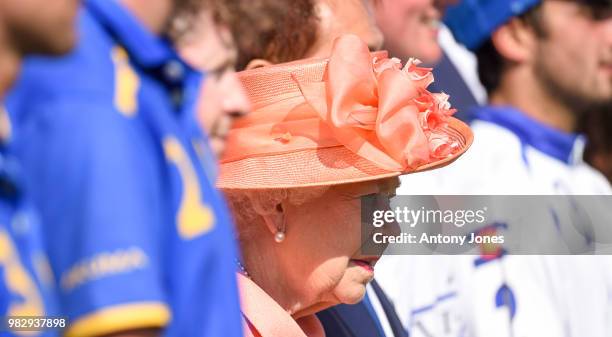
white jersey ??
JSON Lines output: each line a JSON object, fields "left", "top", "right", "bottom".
{"left": 376, "top": 106, "right": 612, "bottom": 337}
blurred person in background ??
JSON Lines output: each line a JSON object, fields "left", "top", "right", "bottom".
{"left": 171, "top": 0, "right": 258, "bottom": 158}
{"left": 220, "top": 34, "right": 471, "bottom": 337}
{"left": 0, "top": 0, "right": 79, "bottom": 335}
{"left": 378, "top": 1, "right": 612, "bottom": 337}
{"left": 370, "top": 0, "right": 482, "bottom": 119}
{"left": 5, "top": 0, "right": 249, "bottom": 336}
{"left": 371, "top": 0, "right": 453, "bottom": 63}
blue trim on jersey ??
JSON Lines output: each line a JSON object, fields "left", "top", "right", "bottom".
{"left": 410, "top": 291, "right": 458, "bottom": 316}
{"left": 471, "top": 106, "right": 581, "bottom": 165}
{"left": 520, "top": 142, "right": 530, "bottom": 170}
{"left": 495, "top": 284, "right": 517, "bottom": 321}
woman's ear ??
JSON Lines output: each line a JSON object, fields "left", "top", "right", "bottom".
{"left": 261, "top": 203, "right": 286, "bottom": 238}
{"left": 245, "top": 59, "right": 273, "bottom": 70}
{"left": 491, "top": 17, "right": 537, "bottom": 64}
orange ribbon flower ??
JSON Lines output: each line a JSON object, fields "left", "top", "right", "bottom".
{"left": 296, "top": 35, "right": 460, "bottom": 171}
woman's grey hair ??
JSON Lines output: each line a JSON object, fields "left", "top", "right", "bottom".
{"left": 224, "top": 187, "right": 329, "bottom": 238}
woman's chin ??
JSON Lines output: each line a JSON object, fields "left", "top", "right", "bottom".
{"left": 332, "top": 267, "right": 372, "bottom": 304}
{"left": 335, "top": 284, "right": 367, "bottom": 305}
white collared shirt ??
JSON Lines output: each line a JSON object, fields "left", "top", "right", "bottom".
{"left": 377, "top": 106, "right": 612, "bottom": 337}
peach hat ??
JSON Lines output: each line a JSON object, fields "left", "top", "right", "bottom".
{"left": 218, "top": 34, "right": 473, "bottom": 190}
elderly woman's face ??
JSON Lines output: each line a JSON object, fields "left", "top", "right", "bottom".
{"left": 278, "top": 177, "right": 399, "bottom": 316}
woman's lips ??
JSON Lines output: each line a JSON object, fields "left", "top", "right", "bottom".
{"left": 351, "top": 259, "right": 375, "bottom": 273}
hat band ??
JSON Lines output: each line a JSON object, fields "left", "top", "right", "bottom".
{"left": 220, "top": 92, "right": 466, "bottom": 172}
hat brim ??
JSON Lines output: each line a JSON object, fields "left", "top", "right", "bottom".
{"left": 218, "top": 117, "right": 473, "bottom": 190}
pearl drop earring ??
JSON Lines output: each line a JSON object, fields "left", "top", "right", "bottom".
{"left": 274, "top": 230, "right": 285, "bottom": 243}
{"left": 274, "top": 203, "right": 286, "bottom": 243}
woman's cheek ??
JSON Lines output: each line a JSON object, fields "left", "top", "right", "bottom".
{"left": 306, "top": 257, "right": 349, "bottom": 294}
{"left": 332, "top": 199, "right": 362, "bottom": 232}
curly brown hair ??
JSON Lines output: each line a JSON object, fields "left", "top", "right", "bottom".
{"left": 229, "top": 0, "right": 319, "bottom": 70}
{"left": 170, "top": 0, "right": 319, "bottom": 71}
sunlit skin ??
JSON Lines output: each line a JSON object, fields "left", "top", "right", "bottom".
{"left": 305, "top": 0, "right": 384, "bottom": 59}
{"left": 178, "top": 11, "right": 250, "bottom": 157}
{"left": 490, "top": 1, "right": 612, "bottom": 132}
{"left": 532, "top": 1, "right": 612, "bottom": 109}
{"left": 372, "top": 0, "right": 444, "bottom": 64}
{"left": 239, "top": 177, "right": 400, "bottom": 319}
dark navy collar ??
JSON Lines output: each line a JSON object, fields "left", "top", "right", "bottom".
{"left": 86, "top": 0, "right": 175, "bottom": 69}
{"left": 471, "top": 105, "right": 584, "bottom": 165}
